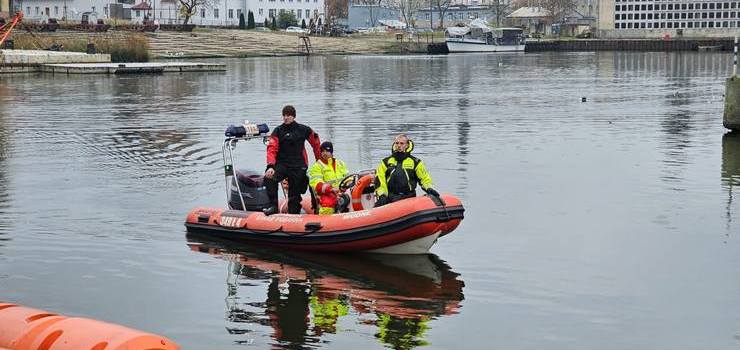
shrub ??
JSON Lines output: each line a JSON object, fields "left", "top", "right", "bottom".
{"left": 247, "top": 11, "right": 255, "bottom": 29}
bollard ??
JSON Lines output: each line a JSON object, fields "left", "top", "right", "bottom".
{"left": 724, "top": 76, "right": 740, "bottom": 131}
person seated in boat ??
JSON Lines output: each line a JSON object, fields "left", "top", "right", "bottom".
{"left": 374, "top": 134, "right": 439, "bottom": 207}
{"left": 263, "top": 105, "right": 322, "bottom": 215}
{"left": 308, "top": 141, "right": 350, "bottom": 215}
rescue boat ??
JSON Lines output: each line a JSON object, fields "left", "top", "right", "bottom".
{"left": 184, "top": 123, "right": 465, "bottom": 254}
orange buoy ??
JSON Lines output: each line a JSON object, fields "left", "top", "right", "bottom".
{"left": 350, "top": 174, "right": 375, "bottom": 211}
{"left": 0, "top": 303, "right": 180, "bottom": 350}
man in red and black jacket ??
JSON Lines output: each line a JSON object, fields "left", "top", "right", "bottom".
{"left": 263, "top": 105, "right": 322, "bottom": 215}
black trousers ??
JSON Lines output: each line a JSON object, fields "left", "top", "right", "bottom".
{"left": 264, "top": 163, "right": 309, "bottom": 214}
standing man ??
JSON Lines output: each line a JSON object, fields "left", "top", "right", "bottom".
{"left": 263, "top": 105, "right": 321, "bottom": 215}
{"left": 374, "top": 134, "right": 439, "bottom": 206}
{"left": 309, "top": 141, "right": 349, "bottom": 215}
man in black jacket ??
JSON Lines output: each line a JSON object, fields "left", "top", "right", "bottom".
{"left": 263, "top": 105, "right": 322, "bottom": 215}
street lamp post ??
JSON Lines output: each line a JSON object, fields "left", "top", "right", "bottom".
{"left": 429, "top": 0, "right": 432, "bottom": 30}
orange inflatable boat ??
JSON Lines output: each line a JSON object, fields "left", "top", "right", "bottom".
{"left": 184, "top": 123, "right": 465, "bottom": 254}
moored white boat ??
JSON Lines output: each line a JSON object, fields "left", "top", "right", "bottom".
{"left": 445, "top": 19, "right": 525, "bottom": 53}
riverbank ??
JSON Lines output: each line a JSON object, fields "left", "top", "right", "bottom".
{"left": 146, "top": 28, "right": 431, "bottom": 58}
{"left": 8, "top": 31, "right": 149, "bottom": 62}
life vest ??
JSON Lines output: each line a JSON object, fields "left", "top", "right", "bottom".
{"left": 308, "top": 158, "right": 348, "bottom": 214}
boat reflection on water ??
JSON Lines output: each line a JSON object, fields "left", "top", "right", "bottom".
{"left": 186, "top": 233, "right": 465, "bottom": 349}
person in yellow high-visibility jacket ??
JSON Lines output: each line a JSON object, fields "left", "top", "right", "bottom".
{"left": 308, "top": 141, "right": 349, "bottom": 215}
{"left": 374, "top": 134, "right": 438, "bottom": 207}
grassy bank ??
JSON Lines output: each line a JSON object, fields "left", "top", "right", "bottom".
{"left": 9, "top": 32, "right": 150, "bottom": 62}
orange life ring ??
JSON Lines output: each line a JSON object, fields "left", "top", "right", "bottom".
{"left": 351, "top": 174, "right": 375, "bottom": 211}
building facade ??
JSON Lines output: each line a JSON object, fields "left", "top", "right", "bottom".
{"left": 416, "top": 5, "right": 498, "bottom": 29}
{"left": 11, "top": 0, "right": 324, "bottom": 26}
{"left": 598, "top": 0, "right": 740, "bottom": 38}
{"left": 347, "top": 2, "right": 399, "bottom": 29}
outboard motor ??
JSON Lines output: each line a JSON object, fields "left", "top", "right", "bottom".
{"left": 228, "top": 169, "right": 271, "bottom": 211}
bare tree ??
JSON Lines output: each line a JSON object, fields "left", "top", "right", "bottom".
{"left": 325, "top": 0, "right": 349, "bottom": 27}
{"left": 491, "top": 0, "right": 512, "bottom": 27}
{"left": 178, "top": 0, "right": 215, "bottom": 25}
{"left": 357, "top": 0, "right": 383, "bottom": 28}
{"left": 387, "top": 0, "right": 424, "bottom": 29}
{"left": 432, "top": 0, "right": 451, "bottom": 29}
{"left": 541, "top": 0, "right": 576, "bottom": 24}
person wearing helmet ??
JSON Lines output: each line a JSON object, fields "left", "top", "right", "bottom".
{"left": 374, "top": 134, "right": 438, "bottom": 207}
{"left": 263, "top": 105, "right": 322, "bottom": 215}
{"left": 308, "top": 141, "right": 349, "bottom": 215}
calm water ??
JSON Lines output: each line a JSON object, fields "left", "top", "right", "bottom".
{"left": 1, "top": 51, "right": 740, "bottom": 349}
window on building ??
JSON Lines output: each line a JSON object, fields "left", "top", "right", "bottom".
{"left": 34, "top": 6, "right": 38, "bottom": 15}
{"left": 314, "top": 9, "right": 318, "bottom": 17}
{"left": 269, "top": 9, "right": 275, "bottom": 18}
{"left": 229, "top": 9, "right": 233, "bottom": 18}
{"left": 136, "top": 10, "right": 140, "bottom": 17}
{"left": 214, "top": 8, "right": 219, "bottom": 18}
{"left": 615, "top": 23, "right": 619, "bottom": 29}
{"left": 710, "top": 3, "right": 715, "bottom": 9}
{"left": 201, "top": 8, "right": 205, "bottom": 17}
{"left": 259, "top": 9, "right": 263, "bottom": 15}
{"left": 92, "top": 6, "right": 95, "bottom": 12}
{"left": 641, "top": 4, "right": 646, "bottom": 10}
{"left": 688, "top": 22, "right": 694, "bottom": 28}
{"left": 237, "top": 9, "right": 242, "bottom": 17}
{"left": 628, "top": 13, "right": 633, "bottom": 19}
{"left": 298, "top": 9, "right": 302, "bottom": 18}
{"left": 306, "top": 9, "right": 310, "bottom": 17}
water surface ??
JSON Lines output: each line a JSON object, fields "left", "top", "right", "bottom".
{"left": 1, "top": 51, "right": 739, "bottom": 349}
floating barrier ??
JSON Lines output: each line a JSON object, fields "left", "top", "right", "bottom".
{"left": 0, "top": 303, "right": 180, "bottom": 350}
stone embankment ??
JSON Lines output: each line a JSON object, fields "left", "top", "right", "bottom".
{"left": 145, "top": 29, "right": 430, "bottom": 58}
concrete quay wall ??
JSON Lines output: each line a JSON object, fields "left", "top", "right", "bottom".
{"left": 525, "top": 38, "right": 734, "bottom": 52}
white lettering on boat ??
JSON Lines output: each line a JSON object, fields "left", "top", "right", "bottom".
{"left": 220, "top": 216, "right": 244, "bottom": 228}
{"left": 340, "top": 211, "right": 371, "bottom": 220}
{"left": 255, "top": 215, "right": 303, "bottom": 223}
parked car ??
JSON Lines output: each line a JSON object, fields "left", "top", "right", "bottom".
{"left": 286, "top": 26, "right": 308, "bottom": 33}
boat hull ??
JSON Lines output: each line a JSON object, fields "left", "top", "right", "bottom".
{"left": 446, "top": 40, "right": 525, "bottom": 52}
{"left": 185, "top": 195, "right": 464, "bottom": 254}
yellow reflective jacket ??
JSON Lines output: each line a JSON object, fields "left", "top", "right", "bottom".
{"left": 375, "top": 155, "right": 433, "bottom": 197}
{"left": 309, "top": 158, "right": 349, "bottom": 195}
